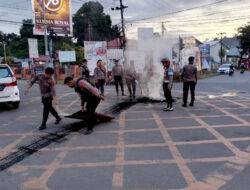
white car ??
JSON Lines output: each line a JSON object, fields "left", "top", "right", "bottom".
{"left": 0, "top": 64, "right": 20, "bottom": 108}
{"left": 217, "top": 64, "right": 232, "bottom": 74}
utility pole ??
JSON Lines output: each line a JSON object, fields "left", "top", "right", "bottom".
{"left": 161, "top": 22, "right": 166, "bottom": 36}
{"left": 111, "top": 0, "right": 128, "bottom": 50}
{"left": 217, "top": 32, "right": 226, "bottom": 65}
{"left": 42, "top": 0, "right": 49, "bottom": 58}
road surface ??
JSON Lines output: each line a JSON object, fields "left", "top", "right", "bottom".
{"left": 0, "top": 72, "right": 250, "bottom": 190}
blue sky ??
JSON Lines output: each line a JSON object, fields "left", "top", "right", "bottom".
{"left": 0, "top": 0, "right": 249, "bottom": 41}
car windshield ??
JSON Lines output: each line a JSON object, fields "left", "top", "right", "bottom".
{"left": 220, "top": 65, "right": 230, "bottom": 68}
{"left": 0, "top": 67, "right": 12, "bottom": 78}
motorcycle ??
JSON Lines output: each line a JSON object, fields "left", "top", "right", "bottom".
{"left": 229, "top": 68, "right": 234, "bottom": 76}
{"left": 240, "top": 68, "right": 245, "bottom": 74}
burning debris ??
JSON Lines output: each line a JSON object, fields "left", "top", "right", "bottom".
{"left": 105, "top": 97, "right": 165, "bottom": 115}
{"left": 0, "top": 96, "right": 172, "bottom": 172}
{"left": 65, "top": 110, "right": 114, "bottom": 122}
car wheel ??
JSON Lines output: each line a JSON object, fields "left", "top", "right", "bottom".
{"left": 12, "top": 102, "right": 20, "bottom": 109}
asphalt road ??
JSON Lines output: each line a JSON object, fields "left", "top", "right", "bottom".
{"left": 0, "top": 71, "right": 250, "bottom": 190}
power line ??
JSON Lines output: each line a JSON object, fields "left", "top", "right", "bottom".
{"left": 128, "top": 13, "right": 250, "bottom": 25}
{"left": 126, "top": 0, "right": 230, "bottom": 23}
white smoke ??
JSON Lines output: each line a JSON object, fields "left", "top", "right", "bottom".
{"left": 125, "top": 29, "right": 178, "bottom": 99}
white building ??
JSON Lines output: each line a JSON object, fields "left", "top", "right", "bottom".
{"left": 205, "top": 41, "right": 229, "bottom": 64}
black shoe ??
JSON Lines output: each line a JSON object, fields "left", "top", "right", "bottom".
{"left": 182, "top": 104, "right": 187, "bottom": 107}
{"left": 39, "top": 124, "right": 47, "bottom": 130}
{"left": 55, "top": 117, "right": 62, "bottom": 125}
{"left": 189, "top": 103, "right": 194, "bottom": 107}
{"left": 84, "top": 129, "right": 93, "bottom": 135}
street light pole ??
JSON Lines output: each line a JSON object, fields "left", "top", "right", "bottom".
{"left": 43, "top": 0, "right": 49, "bottom": 57}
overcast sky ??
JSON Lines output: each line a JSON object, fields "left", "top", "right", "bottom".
{"left": 0, "top": 0, "right": 249, "bottom": 41}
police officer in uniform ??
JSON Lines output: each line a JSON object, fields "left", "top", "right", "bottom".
{"left": 64, "top": 76, "right": 104, "bottom": 135}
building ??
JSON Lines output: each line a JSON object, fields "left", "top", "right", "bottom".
{"left": 204, "top": 40, "right": 229, "bottom": 64}
{"left": 222, "top": 37, "right": 241, "bottom": 63}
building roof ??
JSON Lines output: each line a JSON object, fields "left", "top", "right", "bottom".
{"left": 205, "top": 40, "right": 230, "bottom": 49}
{"left": 227, "top": 47, "right": 240, "bottom": 57}
{"left": 205, "top": 40, "right": 220, "bottom": 47}
{"left": 222, "top": 37, "right": 240, "bottom": 49}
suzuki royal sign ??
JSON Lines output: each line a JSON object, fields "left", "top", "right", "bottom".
{"left": 32, "top": 0, "right": 72, "bottom": 36}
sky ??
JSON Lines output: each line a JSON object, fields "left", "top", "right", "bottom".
{"left": 0, "top": 0, "right": 249, "bottom": 42}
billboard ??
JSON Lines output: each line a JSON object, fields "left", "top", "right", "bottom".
{"left": 28, "top": 38, "right": 39, "bottom": 58}
{"left": 84, "top": 41, "right": 107, "bottom": 75}
{"left": 107, "top": 49, "right": 123, "bottom": 60}
{"left": 32, "top": 0, "right": 72, "bottom": 36}
{"left": 58, "top": 51, "right": 76, "bottom": 63}
{"left": 199, "top": 44, "right": 211, "bottom": 70}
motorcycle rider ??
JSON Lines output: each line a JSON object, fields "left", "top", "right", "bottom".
{"left": 240, "top": 63, "right": 246, "bottom": 74}
{"left": 229, "top": 64, "right": 234, "bottom": 76}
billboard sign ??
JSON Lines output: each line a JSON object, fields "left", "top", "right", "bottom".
{"left": 84, "top": 41, "right": 107, "bottom": 75}
{"left": 32, "top": 0, "right": 72, "bottom": 36}
{"left": 107, "top": 49, "right": 123, "bottom": 60}
{"left": 28, "top": 38, "right": 39, "bottom": 58}
{"left": 199, "top": 44, "right": 211, "bottom": 70}
{"left": 58, "top": 51, "right": 76, "bottom": 63}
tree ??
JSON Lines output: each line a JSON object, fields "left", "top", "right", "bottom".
{"left": 73, "top": 1, "right": 120, "bottom": 46}
{"left": 219, "top": 47, "right": 226, "bottom": 62}
{"left": 2, "top": 57, "right": 14, "bottom": 65}
{"left": 20, "top": 19, "right": 34, "bottom": 38}
{"left": 75, "top": 46, "right": 85, "bottom": 65}
{"left": 238, "top": 24, "right": 250, "bottom": 64}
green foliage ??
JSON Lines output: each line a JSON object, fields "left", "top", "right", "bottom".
{"left": 20, "top": 19, "right": 34, "bottom": 38}
{"left": 73, "top": 1, "right": 120, "bottom": 46}
{"left": 75, "top": 46, "right": 85, "bottom": 65}
{"left": 219, "top": 47, "right": 226, "bottom": 59}
{"left": 238, "top": 24, "right": 250, "bottom": 56}
{"left": 2, "top": 57, "right": 14, "bottom": 65}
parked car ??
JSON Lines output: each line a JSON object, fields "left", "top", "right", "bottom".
{"left": 0, "top": 64, "right": 20, "bottom": 108}
{"left": 217, "top": 64, "right": 232, "bottom": 74}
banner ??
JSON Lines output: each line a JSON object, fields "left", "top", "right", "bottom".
{"left": 28, "top": 38, "right": 39, "bottom": 58}
{"left": 199, "top": 44, "right": 211, "bottom": 70}
{"left": 84, "top": 41, "right": 107, "bottom": 75}
{"left": 107, "top": 49, "right": 123, "bottom": 60}
{"left": 58, "top": 51, "right": 76, "bottom": 63}
{"left": 32, "top": 0, "right": 72, "bottom": 36}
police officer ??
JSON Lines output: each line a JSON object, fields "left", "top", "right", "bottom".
{"left": 25, "top": 67, "right": 61, "bottom": 130}
{"left": 161, "top": 58, "right": 174, "bottom": 111}
{"left": 80, "top": 59, "right": 90, "bottom": 80}
{"left": 181, "top": 56, "right": 198, "bottom": 107}
{"left": 64, "top": 76, "right": 104, "bottom": 135}
{"left": 112, "top": 59, "right": 125, "bottom": 96}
